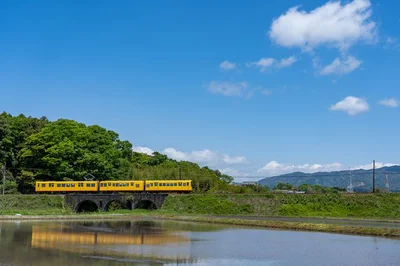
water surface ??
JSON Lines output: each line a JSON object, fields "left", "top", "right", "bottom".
{"left": 0, "top": 219, "right": 399, "bottom": 265}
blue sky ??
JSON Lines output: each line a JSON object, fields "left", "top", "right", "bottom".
{"left": 1, "top": 0, "right": 399, "bottom": 180}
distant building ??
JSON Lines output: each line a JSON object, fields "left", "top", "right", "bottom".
{"left": 232, "top": 181, "right": 260, "bottom": 187}
{"left": 274, "top": 190, "right": 305, "bottom": 194}
{"left": 241, "top": 181, "right": 259, "bottom": 185}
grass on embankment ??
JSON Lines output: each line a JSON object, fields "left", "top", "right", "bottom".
{"left": 162, "top": 193, "right": 400, "bottom": 219}
{"left": 0, "top": 195, "right": 72, "bottom": 215}
{"left": 155, "top": 215, "right": 400, "bottom": 238}
{"left": 1, "top": 193, "right": 400, "bottom": 220}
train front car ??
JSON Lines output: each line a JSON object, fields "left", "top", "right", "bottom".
{"left": 144, "top": 180, "right": 192, "bottom": 193}
{"left": 35, "top": 181, "right": 99, "bottom": 193}
{"left": 99, "top": 180, "right": 145, "bottom": 193}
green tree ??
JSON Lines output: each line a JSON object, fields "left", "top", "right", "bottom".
{"left": 275, "top": 182, "right": 294, "bottom": 190}
{"left": 220, "top": 174, "right": 233, "bottom": 184}
{"left": 19, "top": 119, "right": 132, "bottom": 182}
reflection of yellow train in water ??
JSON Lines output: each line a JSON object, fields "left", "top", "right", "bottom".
{"left": 31, "top": 226, "right": 189, "bottom": 247}
{"left": 30, "top": 225, "right": 193, "bottom": 262}
{"left": 35, "top": 180, "right": 192, "bottom": 193}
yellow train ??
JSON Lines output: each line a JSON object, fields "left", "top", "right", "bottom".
{"left": 35, "top": 180, "right": 192, "bottom": 193}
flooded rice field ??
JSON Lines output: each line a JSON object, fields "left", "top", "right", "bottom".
{"left": 0, "top": 219, "right": 399, "bottom": 265}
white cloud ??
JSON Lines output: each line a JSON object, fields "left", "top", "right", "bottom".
{"left": 269, "top": 0, "right": 376, "bottom": 51}
{"left": 220, "top": 168, "right": 250, "bottom": 177}
{"left": 248, "top": 56, "right": 297, "bottom": 72}
{"left": 257, "top": 160, "right": 344, "bottom": 176}
{"left": 257, "top": 160, "right": 398, "bottom": 177}
{"left": 384, "top": 36, "right": 400, "bottom": 49}
{"left": 261, "top": 89, "right": 272, "bottom": 96}
{"left": 379, "top": 98, "right": 399, "bottom": 108}
{"left": 207, "top": 81, "right": 248, "bottom": 97}
{"left": 277, "top": 56, "right": 297, "bottom": 68}
{"left": 132, "top": 145, "right": 154, "bottom": 156}
{"left": 207, "top": 82, "right": 273, "bottom": 98}
{"left": 222, "top": 155, "right": 248, "bottom": 165}
{"left": 320, "top": 56, "right": 362, "bottom": 75}
{"left": 162, "top": 148, "right": 248, "bottom": 166}
{"left": 386, "top": 37, "right": 397, "bottom": 45}
{"left": 352, "top": 162, "right": 397, "bottom": 170}
{"left": 249, "top": 57, "right": 276, "bottom": 72}
{"left": 219, "top": 60, "right": 237, "bottom": 70}
{"left": 330, "top": 96, "right": 369, "bottom": 115}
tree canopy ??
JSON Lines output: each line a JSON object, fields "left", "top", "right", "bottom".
{"left": 0, "top": 112, "right": 236, "bottom": 194}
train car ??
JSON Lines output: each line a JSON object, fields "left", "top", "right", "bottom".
{"left": 99, "top": 180, "right": 144, "bottom": 192}
{"left": 35, "top": 181, "right": 99, "bottom": 193}
{"left": 144, "top": 180, "right": 192, "bottom": 193}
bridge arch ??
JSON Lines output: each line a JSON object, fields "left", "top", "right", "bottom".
{"left": 133, "top": 199, "right": 157, "bottom": 210}
{"left": 64, "top": 193, "right": 168, "bottom": 212}
{"left": 76, "top": 200, "right": 99, "bottom": 213}
{"left": 105, "top": 199, "right": 126, "bottom": 211}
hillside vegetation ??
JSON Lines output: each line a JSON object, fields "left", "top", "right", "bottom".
{"left": 0, "top": 195, "right": 69, "bottom": 215}
{"left": 163, "top": 193, "right": 400, "bottom": 219}
{"left": 0, "top": 112, "right": 234, "bottom": 193}
{"left": 2, "top": 193, "right": 399, "bottom": 219}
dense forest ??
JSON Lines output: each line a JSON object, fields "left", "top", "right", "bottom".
{"left": 0, "top": 112, "right": 241, "bottom": 194}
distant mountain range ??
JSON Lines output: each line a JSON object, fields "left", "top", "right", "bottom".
{"left": 258, "top": 165, "right": 400, "bottom": 192}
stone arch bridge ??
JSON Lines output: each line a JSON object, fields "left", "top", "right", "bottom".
{"left": 64, "top": 193, "right": 168, "bottom": 212}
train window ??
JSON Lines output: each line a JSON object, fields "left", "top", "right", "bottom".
{"left": 91, "top": 184, "right": 95, "bottom": 187}
{"left": 179, "top": 182, "right": 182, "bottom": 186}
{"left": 41, "top": 184, "right": 45, "bottom": 187}
{"left": 131, "top": 182, "right": 134, "bottom": 186}
{"left": 183, "top": 183, "right": 187, "bottom": 186}
{"left": 108, "top": 183, "right": 111, "bottom": 186}
{"left": 86, "top": 184, "right": 90, "bottom": 187}
{"left": 112, "top": 183, "right": 116, "bottom": 187}
{"left": 62, "top": 184, "right": 65, "bottom": 187}
{"left": 155, "top": 183, "right": 158, "bottom": 186}
{"left": 71, "top": 184, "right": 75, "bottom": 187}
{"left": 174, "top": 183, "right": 177, "bottom": 186}
{"left": 57, "top": 184, "right": 61, "bottom": 187}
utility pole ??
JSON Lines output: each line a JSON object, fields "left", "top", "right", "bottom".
{"left": 372, "top": 160, "right": 376, "bottom": 193}
{"left": 2, "top": 162, "right": 5, "bottom": 196}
